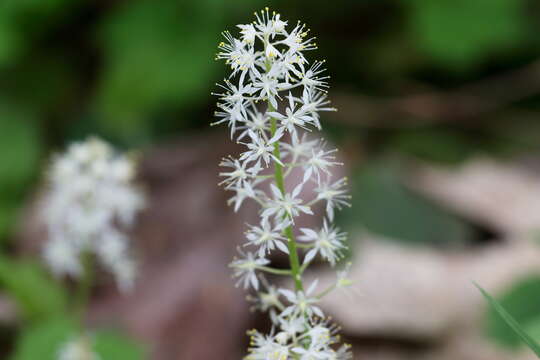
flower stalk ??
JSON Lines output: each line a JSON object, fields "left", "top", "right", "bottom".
{"left": 215, "top": 8, "right": 354, "bottom": 359}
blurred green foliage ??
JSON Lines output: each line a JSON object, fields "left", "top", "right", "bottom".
{"left": 479, "top": 284, "right": 540, "bottom": 357}
{"left": 340, "top": 161, "right": 472, "bottom": 247}
{"left": 95, "top": 0, "right": 257, "bottom": 140}
{"left": 10, "top": 316, "right": 144, "bottom": 360}
{"left": 408, "top": 0, "right": 529, "bottom": 70}
{"left": 486, "top": 276, "right": 540, "bottom": 350}
{"left": 0, "top": 257, "right": 67, "bottom": 321}
{"left": 0, "top": 115, "right": 42, "bottom": 239}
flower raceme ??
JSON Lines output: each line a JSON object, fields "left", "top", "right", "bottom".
{"left": 42, "top": 137, "right": 144, "bottom": 293}
{"left": 214, "top": 8, "right": 353, "bottom": 359}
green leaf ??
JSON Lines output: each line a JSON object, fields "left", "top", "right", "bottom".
{"left": 96, "top": 0, "right": 228, "bottom": 141}
{"left": 408, "top": 0, "right": 527, "bottom": 69}
{"left": 0, "top": 257, "right": 68, "bottom": 321}
{"left": 0, "top": 106, "right": 42, "bottom": 239}
{"left": 483, "top": 276, "right": 540, "bottom": 349}
{"left": 341, "top": 162, "right": 472, "bottom": 247}
{"left": 477, "top": 283, "right": 540, "bottom": 357}
{"left": 11, "top": 317, "right": 145, "bottom": 360}
{"left": 0, "top": 110, "right": 42, "bottom": 193}
{"left": 94, "top": 330, "right": 145, "bottom": 359}
{"left": 10, "top": 316, "right": 77, "bottom": 360}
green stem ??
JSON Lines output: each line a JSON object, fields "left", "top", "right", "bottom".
{"left": 74, "top": 251, "right": 94, "bottom": 327}
{"left": 264, "top": 42, "right": 304, "bottom": 293}
{"left": 316, "top": 283, "right": 337, "bottom": 299}
{"left": 269, "top": 109, "right": 304, "bottom": 292}
{"left": 257, "top": 266, "right": 293, "bottom": 276}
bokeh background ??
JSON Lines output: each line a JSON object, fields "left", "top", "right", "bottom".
{"left": 3, "top": 0, "right": 540, "bottom": 359}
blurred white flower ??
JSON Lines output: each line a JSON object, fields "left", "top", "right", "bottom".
{"left": 58, "top": 335, "right": 99, "bottom": 360}
{"left": 314, "top": 177, "right": 351, "bottom": 221}
{"left": 42, "top": 137, "right": 144, "bottom": 293}
{"left": 229, "top": 249, "right": 269, "bottom": 290}
{"left": 279, "top": 280, "right": 324, "bottom": 319}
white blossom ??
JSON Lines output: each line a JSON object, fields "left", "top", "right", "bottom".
{"left": 303, "top": 145, "right": 341, "bottom": 184}
{"left": 227, "top": 180, "right": 258, "bottom": 212}
{"left": 299, "top": 221, "right": 347, "bottom": 266}
{"left": 229, "top": 249, "right": 269, "bottom": 290}
{"left": 267, "top": 92, "right": 314, "bottom": 135}
{"left": 42, "top": 137, "right": 144, "bottom": 293}
{"left": 262, "top": 183, "right": 313, "bottom": 221}
{"left": 314, "top": 177, "right": 351, "bottom": 221}
{"left": 245, "top": 217, "right": 290, "bottom": 256}
{"left": 247, "top": 275, "right": 283, "bottom": 314}
{"left": 58, "top": 335, "right": 99, "bottom": 360}
{"left": 281, "top": 132, "right": 319, "bottom": 163}
{"left": 279, "top": 280, "right": 324, "bottom": 319}
{"left": 240, "top": 129, "right": 284, "bottom": 167}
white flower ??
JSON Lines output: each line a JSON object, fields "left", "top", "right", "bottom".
{"left": 303, "top": 145, "right": 341, "bottom": 184}
{"left": 278, "top": 315, "right": 306, "bottom": 338}
{"left": 219, "top": 156, "right": 257, "bottom": 189}
{"left": 293, "top": 345, "right": 333, "bottom": 360}
{"left": 218, "top": 79, "right": 256, "bottom": 103}
{"left": 229, "top": 249, "right": 269, "bottom": 290}
{"left": 267, "top": 92, "right": 314, "bottom": 135}
{"left": 212, "top": 102, "right": 247, "bottom": 138}
{"left": 58, "top": 335, "right": 99, "bottom": 360}
{"left": 279, "top": 280, "right": 324, "bottom": 319}
{"left": 246, "top": 330, "right": 290, "bottom": 360}
{"left": 300, "top": 61, "right": 329, "bottom": 94}
{"left": 300, "top": 89, "right": 336, "bottom": 129}
{"left": 314, "top": 177, "right": 351, "bottom": 221}
{"left": 332, "top": 344, "right": 353, "bottom": 360}
{"left": 240, "top": 129, "right": 284, "bottom": 167}
{"left": 227, "top": 180, "right": 258, "bottom": 212}
{"left": 236, "top": 106, "right": 270, "bottom": 141}
{"left": 281, "top": 132, "right": 319, "bottom": 163}
{"left": 247, "top": 276, "right": 283, "bottom": 313}
{"left": 245, "top": 217, "right": 290, "bottom": 257}
{"left": 108, "top": 254, "right": 137, "bottom": 293}
{"left": 252, "top": 73, "right": 282, "bottom": 108}
{"left": 262, "top": 183, "right": 313, "bottom": 221}
{"left": 42, "top": 137, "right": 144, "bottom": 293}
{"left": 237, "top": 23, "right": 258, "bottom": 44}
{"left": 299, "top": 221, "right": 347, "bottom": 266}
{"left": 216, "top": 31, "right": 246, "bottom": 66}
{"left": 254, "top": 8, "right": 287, "bottom": 38}
{"left": 43, "top": 239, "right": 82, "bottom": 277}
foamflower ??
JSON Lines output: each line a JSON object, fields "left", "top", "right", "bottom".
{"left": 42, "top": 137, "right": 144, "bottom": 293}
{"left": 215, "top": 8, "right": 353, "bottom": 359}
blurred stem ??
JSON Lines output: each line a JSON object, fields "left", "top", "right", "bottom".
{"left": 257, "top": 266, "right": 293, "bottom": 276}
{"left": 74, "top": 251, "right": 94, "bottom": 327}
{"left": 316, "top": 283, "right": 336, "bottom": 299}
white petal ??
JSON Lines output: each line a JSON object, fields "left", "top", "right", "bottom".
{"left": 303, "top": 248, "right": 317, "bottom": 265}
{"left": 307, "top": 278, "right": 319, "bottom": 295}
{"left": 276, "top": 241, "right": 290, "bottom": 254}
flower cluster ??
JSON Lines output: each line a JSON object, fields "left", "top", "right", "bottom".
{"left": 215, "top": 8, "right": 353, "bottom": 359}
{"left": 42, "top": 137, "right": 144, "bottom": 293}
